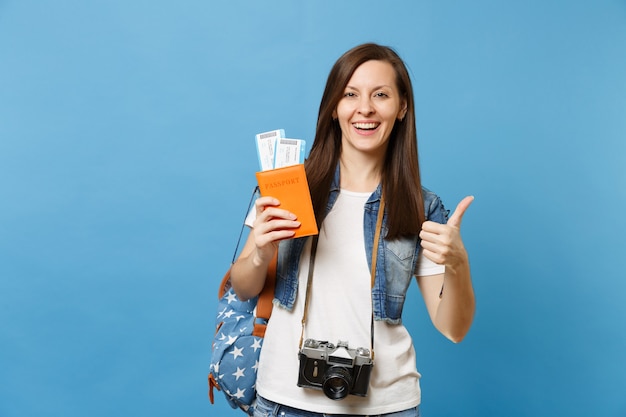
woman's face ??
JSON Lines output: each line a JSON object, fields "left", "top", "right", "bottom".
{"left": 334, "top": 60, "right": 407, "bottom": 159}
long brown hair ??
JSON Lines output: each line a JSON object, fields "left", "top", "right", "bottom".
{"left": 304, "top": 43, "right": 425, "bottom": 239}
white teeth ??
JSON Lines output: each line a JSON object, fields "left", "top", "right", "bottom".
{"left": 354, "top": 122, "right": 379, "bottom": 129}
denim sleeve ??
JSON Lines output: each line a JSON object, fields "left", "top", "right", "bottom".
{"left": 424, "top": 190, "right": 450, "bottom": 225}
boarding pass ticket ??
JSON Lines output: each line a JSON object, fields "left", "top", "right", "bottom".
{"left": 274, "top": 138, "right": 306, "bottom": 169}
{"left": 255, "top": 129, "right": 284, "bottom": 171}
{"left": 255, "top": 129, "right": 306, "bottom": 171}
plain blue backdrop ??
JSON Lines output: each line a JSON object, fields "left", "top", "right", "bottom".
{"left": 1, "top": 1, "right": 625, "bottom": 416}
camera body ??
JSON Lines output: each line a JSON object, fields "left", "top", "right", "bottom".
{"left": 297, "top": 339, "right": 373, "bottom": 400}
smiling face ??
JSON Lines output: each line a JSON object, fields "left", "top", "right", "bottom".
{"left": 333, "top": 60, "right": 407, "bottom": 160}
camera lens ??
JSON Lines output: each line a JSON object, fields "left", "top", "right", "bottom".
{"left": 322, "top": 366, "right": 352, "bottom": 400}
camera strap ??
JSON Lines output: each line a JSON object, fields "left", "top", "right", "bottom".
{"left": 298, "top": 194, "right": 386, "bottom": 360}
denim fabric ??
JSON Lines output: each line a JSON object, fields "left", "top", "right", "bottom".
{"left": 253, "top": 396, "right": 420, "bottom": 417}
{"left": 273, "top": 165, "right": 449, "bottom": 324}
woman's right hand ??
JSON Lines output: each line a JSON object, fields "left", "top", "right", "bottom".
{"left": 248, "top": 196, "right": 300, "bottom": 267}
{"left": 230, "top": 196, "right": 300, "bottom": 300}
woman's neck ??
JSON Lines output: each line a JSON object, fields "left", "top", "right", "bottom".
{"left": 339, "top": 155, "right": 383, "bottom": 192}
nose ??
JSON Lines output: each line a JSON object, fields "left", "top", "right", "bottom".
{"left": 358, "top": 96, "right": 374, "bottom": 115}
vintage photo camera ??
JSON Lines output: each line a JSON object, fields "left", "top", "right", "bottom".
{"left": 297, "top": 339, "right": 373, "bottom": 400}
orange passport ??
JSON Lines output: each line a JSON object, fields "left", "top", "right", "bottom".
{"left": 255, "top": 164, "right": 319, "bottom": 238}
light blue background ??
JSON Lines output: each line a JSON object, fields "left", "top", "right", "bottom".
{"left": 1, "top": 1, "right": 625, "bottom": 416}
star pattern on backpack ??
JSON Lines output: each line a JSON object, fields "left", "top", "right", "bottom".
{"left": 210, "top": 284, "right": 268, "bottom": 415}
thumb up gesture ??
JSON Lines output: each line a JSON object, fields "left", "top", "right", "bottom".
{"left": 419, "top": 196, "right": 474, "bottom": 269}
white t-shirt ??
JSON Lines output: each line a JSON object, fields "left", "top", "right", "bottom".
{"left": 251, "top": 190, "right": 444, "bottom": 414}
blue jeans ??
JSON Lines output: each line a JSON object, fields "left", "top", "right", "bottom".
{"left": 253, "top": 396, "right": 420, "bottom": 417}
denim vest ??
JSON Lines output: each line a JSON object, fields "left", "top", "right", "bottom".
{"left": 273, "top": 166, "right": 449, "bottom": 324}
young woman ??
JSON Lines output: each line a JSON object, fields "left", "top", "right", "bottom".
{"left": 231, "top": 43, "right": 475, "bottom": 417}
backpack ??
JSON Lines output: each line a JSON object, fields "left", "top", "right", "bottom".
{"left": 208, "top": 256, "right": 276, "bottom": 415}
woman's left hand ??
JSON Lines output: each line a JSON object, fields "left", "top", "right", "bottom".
{"left": 419, "top": 196, "right": 474, "bottom": 270}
